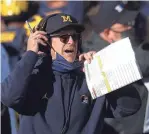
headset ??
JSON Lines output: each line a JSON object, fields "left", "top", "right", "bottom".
{"left": 33, "top": 14, "right": 58, "bottom": 54}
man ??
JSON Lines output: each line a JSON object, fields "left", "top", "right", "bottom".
{"left": 85, "top": 1, "right": 148, "bottom": 134}
{"left": 1, "top": 13, "right": 143, "bottom": 134}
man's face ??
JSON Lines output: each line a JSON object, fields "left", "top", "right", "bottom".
{"left": 110, "top": 23, "right": 132, "bottom": 33}
{"left": 100, "top": 23, "right": 132, "bottom": 43}
{"left": 50, "top": 28, "right": 79, "bottom": 63}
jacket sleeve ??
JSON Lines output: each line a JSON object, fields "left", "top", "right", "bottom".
{"left": 106, "top": 84, "right": 141, "bottom": 118}
{"left": 134, "top": 42, "right": 149, "bottom": 78}
{"left": 1, "top": 51, "right": 52, "bottom": 115}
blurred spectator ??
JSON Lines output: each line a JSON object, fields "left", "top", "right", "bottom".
{"left": 24, "top": 1, "right": 84, "bottom": 37}
{"left": 1, "top": 45, "right": 11, "bottom": 134}
{"left": 1, "top": 1, "right": 39, "bottom": 134}
{"left": 82, "top": 1, "right": 148, "bottom": 134}
{"left": 82, "top": 1, "right": 142, "bottom": 52}
{"left": 1, "top": 19, "right": 7, "bottom": 32}
{"left": 38, "top": 1, "right": 84, "bottom": 23}
{"left": 135, "top": 2, "right": 149, "bottom": 133}
{"left": 1, "top": 0, "right": 39, "bottom": 69}
{"left": 1, "top": 44, "right": 18, "bottom": 134}
{"left": 144, "top": 76, "right": 149, "bottom": 133}
{"left": 135, "top": 1, "right": 149, "bottom": 43}
{"left": 1, "top": 45, "right": 10, "bottom": 85}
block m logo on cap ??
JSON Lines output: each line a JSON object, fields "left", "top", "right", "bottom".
{"left": 61, "top": 16, "right": 72, "bottom": 22}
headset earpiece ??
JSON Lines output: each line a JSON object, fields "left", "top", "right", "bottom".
{"left": 35, "top": 15, "right": 57, "bottom": 54}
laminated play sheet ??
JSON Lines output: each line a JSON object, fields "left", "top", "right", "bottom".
{"left": 84, "top": 37, "right": 142, "bottom": 99}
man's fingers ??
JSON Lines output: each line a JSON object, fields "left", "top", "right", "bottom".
{"left": 92, "top": 51, "right": 96, "bottom": 55}
{"left": 88, "top": 51, "right": 96, "bottom": 60}
{"left": 37, "top": 39, "right": 47, "bottom": 46}
{"left": 79, "top": 51, "right": 96, "bottom": 63}
{"left": 84, "top": 54, "right": 91, "bottom": 64}
{"left": 30, "top": 31, "right": 47, "bottom": 38}
{"left": 79, "top": 54, "right": 85, "bottom": 61}
{"left": 79, "top": 53, "right": 92, "bottom": 63}
{"left": 86, "top": 53, "right": 92, "bottom": 60}
{"left": 36, "top": 34, "right": 48, "bottom": 41}
{"left": 34, "top": 31, "right": 47, "bottom": 35}
{"left": 38, "top": 51, "right": 44, "bottom": 55}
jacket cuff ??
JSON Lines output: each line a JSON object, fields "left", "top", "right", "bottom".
{"left": 22, "top": 51, "right": 38, "bottom": 64}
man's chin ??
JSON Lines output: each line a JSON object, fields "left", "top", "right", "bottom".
{"left": 63, "top": 53, "right": 76, "bottom": 63}
{"left": 65, "top": 57, "right": 76, "bottom": 63}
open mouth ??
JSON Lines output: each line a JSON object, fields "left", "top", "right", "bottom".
{"left": 64, "top": 49, "right": 75, "bottom": 54}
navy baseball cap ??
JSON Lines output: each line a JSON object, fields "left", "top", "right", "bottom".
{"left": 44, "top": 13, "right": 85, "bottom": 34}
{"left": 89, "top": 1, "right": 141, "bottom": 33}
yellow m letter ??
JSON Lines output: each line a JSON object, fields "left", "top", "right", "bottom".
{"left": 61, "top": 16, "right": 72, "bottom": 22}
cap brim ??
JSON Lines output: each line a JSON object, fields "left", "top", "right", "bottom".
{"left": 51, "top": 24, "right": 85, "bottom": 34}
{"left": 117, "top": 10, "right": 139, "bottom": 24}
{"left": 67, "top": 24, "right": 85, "bottom": 33}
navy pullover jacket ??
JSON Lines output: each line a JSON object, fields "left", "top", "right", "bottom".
{"left": 2, "top": 43, "right": 148, "bottom": 134}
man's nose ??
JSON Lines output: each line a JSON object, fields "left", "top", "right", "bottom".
{"left": 67, "top": 36, "right": 74, "bottom": 44}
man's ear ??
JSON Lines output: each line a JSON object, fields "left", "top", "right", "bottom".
{"left": 50, "top": 48, "right": 57, "bottom": 60}
{"left": 99, "top": 28, "right": 113, "bottom": 43}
